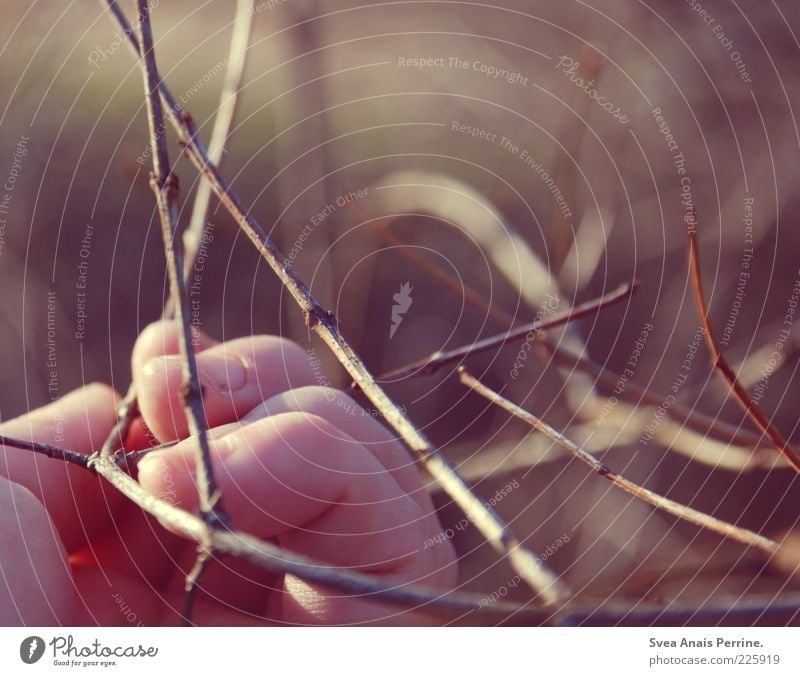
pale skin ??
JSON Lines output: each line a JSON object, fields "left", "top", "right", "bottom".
{"left": 0, "top": 321, "right": 456, "bottom": 625}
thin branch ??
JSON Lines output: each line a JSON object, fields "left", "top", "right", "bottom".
{"left": 458, "top": 367, "right": 779, "bottom": 555}
{"left": 100, "top": 2, "right": 254, "bottom": 463}
{"left": 135, "top": 0, "right": 228, "bottom": 528}
{"left": 182, "top": 546, "right": 213, "bottom": 625}
{"left": 343, "top": 199, "right": 516, "bottom": 326}
{"left": 102, "top": 0, "right": 569, "bottom": 606}
{"left": 537, "top": 341, "right": 768, "bottom": 451}
{"left": 9, "top": 429, "right": 799, "bottom": 625}
{"left": 87, "top": 452, "right": 558, "bottom": 621}
{"left": 95, "top": 388, "right": 139, "bottom": 461}
{"left": 133, "top": 0, "right": 231, "bottom": 625}
{"left": 371, "top": 282, "right": 637, "bottom": 384}
{"left": 556, "top": 593, "right": 800, "bottom": 627}
{"left": 687, "top": 225, "right": 800, "bottom": 472}
{"left": 180, "top": 0, "right": 253, "bottom": 286}
{"left": 0, "top": 435, "right": 94, "bottom": 470}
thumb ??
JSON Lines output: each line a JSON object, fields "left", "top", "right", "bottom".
{"left": 134, "top": 333, "right": 316, "bottom": 442}
{"left": 0, "top": 383, "right": 124, "bottom": 552}
{"left": 0, "top": 475, "right": 75, "bottom": 624}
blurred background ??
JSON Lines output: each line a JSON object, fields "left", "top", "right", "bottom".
{"left": 1, "top": 0, "right": 800, "bottom": 623}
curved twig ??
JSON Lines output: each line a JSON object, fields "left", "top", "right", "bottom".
{"left": 101, "top": 0, "right": 569, "bottom": 607}
{"left": 370, "top": 282, "right": 636, "bottom": 384}
{"left": 88, "top": 452, "right": 558, "bottom": 621}
{"left": 538, "top": 341, "right": 768, "bottom": 451}
{"left": 458, "top": 367, "right": 779, "bottom": 555}
{"left": 687, "top": 225, "right": 800, "bottom": 472}
{"left": 134, "top": 0, "right": 228, "bottom": 528}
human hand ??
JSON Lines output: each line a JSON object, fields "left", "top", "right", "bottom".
{"left": 0, "top": 322, "right": 456, "bottom": 626}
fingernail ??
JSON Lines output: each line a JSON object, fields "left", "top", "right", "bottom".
{"left": 136, "top": 453, "right": 165, "bottom": 480}
{"left": 196, "top": 352, "right": 249, "bottom": 393}
{"left": 145, "top": 353, "right": 250, "bottom": 394}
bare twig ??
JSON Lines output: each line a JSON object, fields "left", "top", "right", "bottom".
{"left": 87, "top": 452, "right": 557, "bottom": 620}
{"left": 538, "top": 341, "right": 767, "bottom": 450}
{"left": 180, "top": 0, "right": 253, "bottom": 285}
{"left": 101, "top": 2, "right": 254, "bottom": 458}
{"left": 557, "top": 593, "right": 800, "bottom": 627}
{"left": 371, "top": 282, "right": 637, "bottom": 384}
{"left": 458, "top": 367, "right": 779, "bottom": 555}
{"left": 182, "top": 546, "right": 213, "bottom": 625}
{"left": 687, "top": 225, "right": 800, "bottom": 472}
{"left": 95, "top": 389, "right": 139, "bottom": 461}
{"left": 135, "top": 0, "right": 228, "bottom": 527}
{"left": 0, "top": 434, "right": 94, "bottom": 470}
{"left": 102, "top": 0, "right": 568, "bottom": 606}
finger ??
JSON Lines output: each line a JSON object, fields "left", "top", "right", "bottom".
{"left": 131, "top": 320, "right": 217, "bottom": 377}
{"left": 0, "top": 475, "right": 75, "bottom": 624}
{"left": 69, "top": 506, "right": 188, "bottom": 597}
{"left": 69, "top": 567, "right": 164, "bottom": 627}
{"left": 135, "top": 335, "right": 316, "bottom": 442}
{"left": 242, "top": 386, "right": 434, "bottom": 511}
{"left": 160, "top": 548, "right": 281, "bottom": 621}
{"left": 138, "top": 413, "right": 455, "bottom": 624}
{"left": 0, "top": 383, "right": 126, "bottom": 552}
{"left": 137, "top": 412, "right": 425, "bottom": 564}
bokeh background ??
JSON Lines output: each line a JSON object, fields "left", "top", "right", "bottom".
{"left": 2, "top": 0, "right": 800, "bottom": 624}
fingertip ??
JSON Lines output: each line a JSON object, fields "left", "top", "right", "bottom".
{"left": 136, "top": 453, "right": 167, "bottom": 494}
{"left": 138, "top": 355, "right": 185, "bottom": 442}
{"left": 132, "top": 320, "right": 216, "bottom": 377}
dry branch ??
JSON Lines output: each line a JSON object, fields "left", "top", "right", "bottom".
{"left": 86, "top": 452, "right": 560, "bottom": 621}
{"left": 687, "top": 225, "right": 800, "bottom": 472}
{"left": 458, "top": 367, "right": 779, "bottom": 555}
{"left": 372, "top": 281, "right": 636, "bottom": 384}
{"left": 0, "top": 435, "right": 94, "bottom": 470}
{"left": 557, "top": 593, "right": 800, "bottom": 627}
{"left": 101, "top": 0, "right": 568, "bottom": 607}
{"left": 181, "top": 0, "right": 253, "bottom": 284}
{"left": 537, "top": 341, "right": 768, "bottom": 450}
{"left": 134, "top": 0, "right": 228, "bottom": 529}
